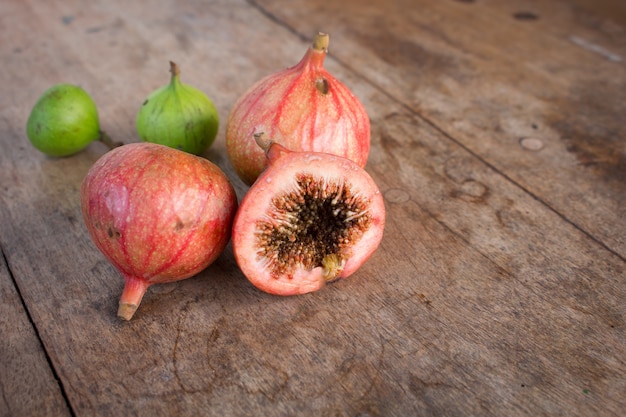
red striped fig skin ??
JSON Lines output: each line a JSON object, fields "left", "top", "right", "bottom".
{"left": 226, "top": 33, "right": 370, "bottom": 186}
{"left": 80, "top": 142, "right": 237, "bottom": 319}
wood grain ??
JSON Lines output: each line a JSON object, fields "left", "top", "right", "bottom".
{"left": 252, "top": 0, "right": 626, "bottom": 259}
{"left": 0, "top": 0, "right": 624, "bottom": 416}
{"left": 0, "top": 252, "right": 71, "bottom": 416}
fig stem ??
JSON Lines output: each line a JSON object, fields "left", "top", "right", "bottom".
{"left": 98, "top": 130, "right": 123, "bottom": 150}
{"left": 308, "top": 33, "right": 329, "bottom": 78}
{"left": 253, "top": 132, "right": 273, "bottom": 153}
{"left": 254, "top": 132, "right": 290, "bottom": 163}
{"left": 312, "top": 32, "right": 330, "bottom": 52}
{"left": 118, "top": 276, "right": 150, "bottom": 320}
{"left": 169, "top": 61, "right": 181, "bottom": 77}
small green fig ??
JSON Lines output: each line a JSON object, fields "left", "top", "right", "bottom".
{"left": 26, "top": 84, "right": 101, "bottom": 157}
{"left": 136, "top": 61, "right": 219, "bottom": 155}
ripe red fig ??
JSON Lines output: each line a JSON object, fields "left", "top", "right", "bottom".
{"left": 232, "top": 133, "right": 384, "bottom": 295}
{"left": 81, "top": 143, "right": 238, "bottom": 320}
{"left": 226, "top": 32, "right": 371, "bottom": 185}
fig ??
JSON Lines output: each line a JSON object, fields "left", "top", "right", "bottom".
{"left": 26, "top": 83, "right": 101, "bottom": 157}
{"left": 226, "top": 32, "right": 371, "bottom": 185}
{"left": 81, "top": 143, "right": 237, "bottom": 320}
{"left": 136, "top": 61, "right": 219, "bottom": 155}
{"left": 232, "top": 133, "right": 384, "bottom": 295}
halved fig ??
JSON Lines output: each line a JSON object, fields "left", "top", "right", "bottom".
{"left": 232, "top": 133, "right": 385, "bottom": 295}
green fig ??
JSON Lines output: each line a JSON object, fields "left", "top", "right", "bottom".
{"left": 26, "top": 84, "right": 101, "bottom": 157}
{"left": 136, "top": 61, "right": 219, "bottom": 155}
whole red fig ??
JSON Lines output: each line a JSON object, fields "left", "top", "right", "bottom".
{"left": 232, "top": 133, "right": 384, "bottom": 296}
{"left": 81, "top": 143, "right": 238, "bottom": 320}
{"left": 226, "top": 32, "right": 370, "bottom": 185}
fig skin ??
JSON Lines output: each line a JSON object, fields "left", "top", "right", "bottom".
{"left": 26, "top": 83, "right": 100, "bottom": 157}
{"left": 226, "top": 32, "right": 371, "bottom": 186}
{"left": 232, "top": 134, "right": 385, "bottom": 296}
{"left": 136, "top": 61, "right": 219, "bottom": 156}
{"left": 81, "top": 142, "right": 238, "bottom": 320}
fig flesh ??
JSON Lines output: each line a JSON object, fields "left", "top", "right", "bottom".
{"left": 232, "top": 134, "right": 385, "bottom": 295}
{"left": 81, "top": 143, "right": 237, "bottom": 320}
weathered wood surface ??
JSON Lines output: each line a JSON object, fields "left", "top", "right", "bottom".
{"left": 253, "top": 0, "right": 626, "bottom": 259}
{"left": 0, "top": 0, "right": 624, "bottom": 416}
{"left": 0, "top": 252, "right": 71, "bottom": 417}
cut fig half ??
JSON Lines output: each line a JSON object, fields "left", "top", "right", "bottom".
{"left": 232, "top": 133, "right": 385, "bottom": 295}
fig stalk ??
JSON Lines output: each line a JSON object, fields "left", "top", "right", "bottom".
{"left": 254, "top": 131, "right": 289, "bottom": 163}
{"left": 117, "top": 276, "right": 150, "bottom": 321}
{"left": 312, "top": 32, "right": 329, "bottom": 52}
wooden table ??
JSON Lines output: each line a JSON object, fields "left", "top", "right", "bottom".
{"left": 1, "top": 0, "right": 624, "bottom": 415}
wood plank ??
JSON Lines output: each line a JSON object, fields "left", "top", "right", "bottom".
{"left": 0, "top": 0, "right": 624, "bottom": 416}
{"left": 252, "top": 0, "right": 626, "bottom": 259}
{"left": 0, "top": 252, "right": 71, "bottom": 417}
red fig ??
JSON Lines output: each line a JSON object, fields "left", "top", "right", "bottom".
{"left": 226, "top": 32, "right": 371, "bottom": 185}
{"left": 232, "top": 133, "right": 384, "bottom": 295}
{"left": 81, "top": 143, "right": 238, "bottom": 320}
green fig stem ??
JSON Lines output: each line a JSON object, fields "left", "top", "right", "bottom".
{"left": 118, "top": 276, "right": 150, "bottom": 321}
{"left": 169, "top": 61, "right": 182, "bottom": 90}
{"left": 312, "top": 32, "right": 330, "bottom": 52}
{"left": 98, "top": 131, "right": 122, "bottom": 150}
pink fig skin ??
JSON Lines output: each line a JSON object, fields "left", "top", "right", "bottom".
{"left": 232, "top": 136, "right": 384, "bottom": 296}
{"left": 226, "top": 32, "right": 371, "bottom": 186}
{"left": 80, "top": 143, "right": 238, "bottom": 320}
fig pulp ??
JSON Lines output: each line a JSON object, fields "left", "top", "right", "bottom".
{"left": 81, "top": 143, "right": 237, "bottom": 320}
{"left": 226, "top": 32, "right": 371, "bottom": 185}
{"left": 232, "top": 134, "right": 385, "bottom": 295}
{"left": 136, "top": 61, "right": 219, "bottom": 155}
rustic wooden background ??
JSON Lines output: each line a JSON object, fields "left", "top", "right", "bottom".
{"left": 1, "top": 0, "right": 624, "bottom": 416}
